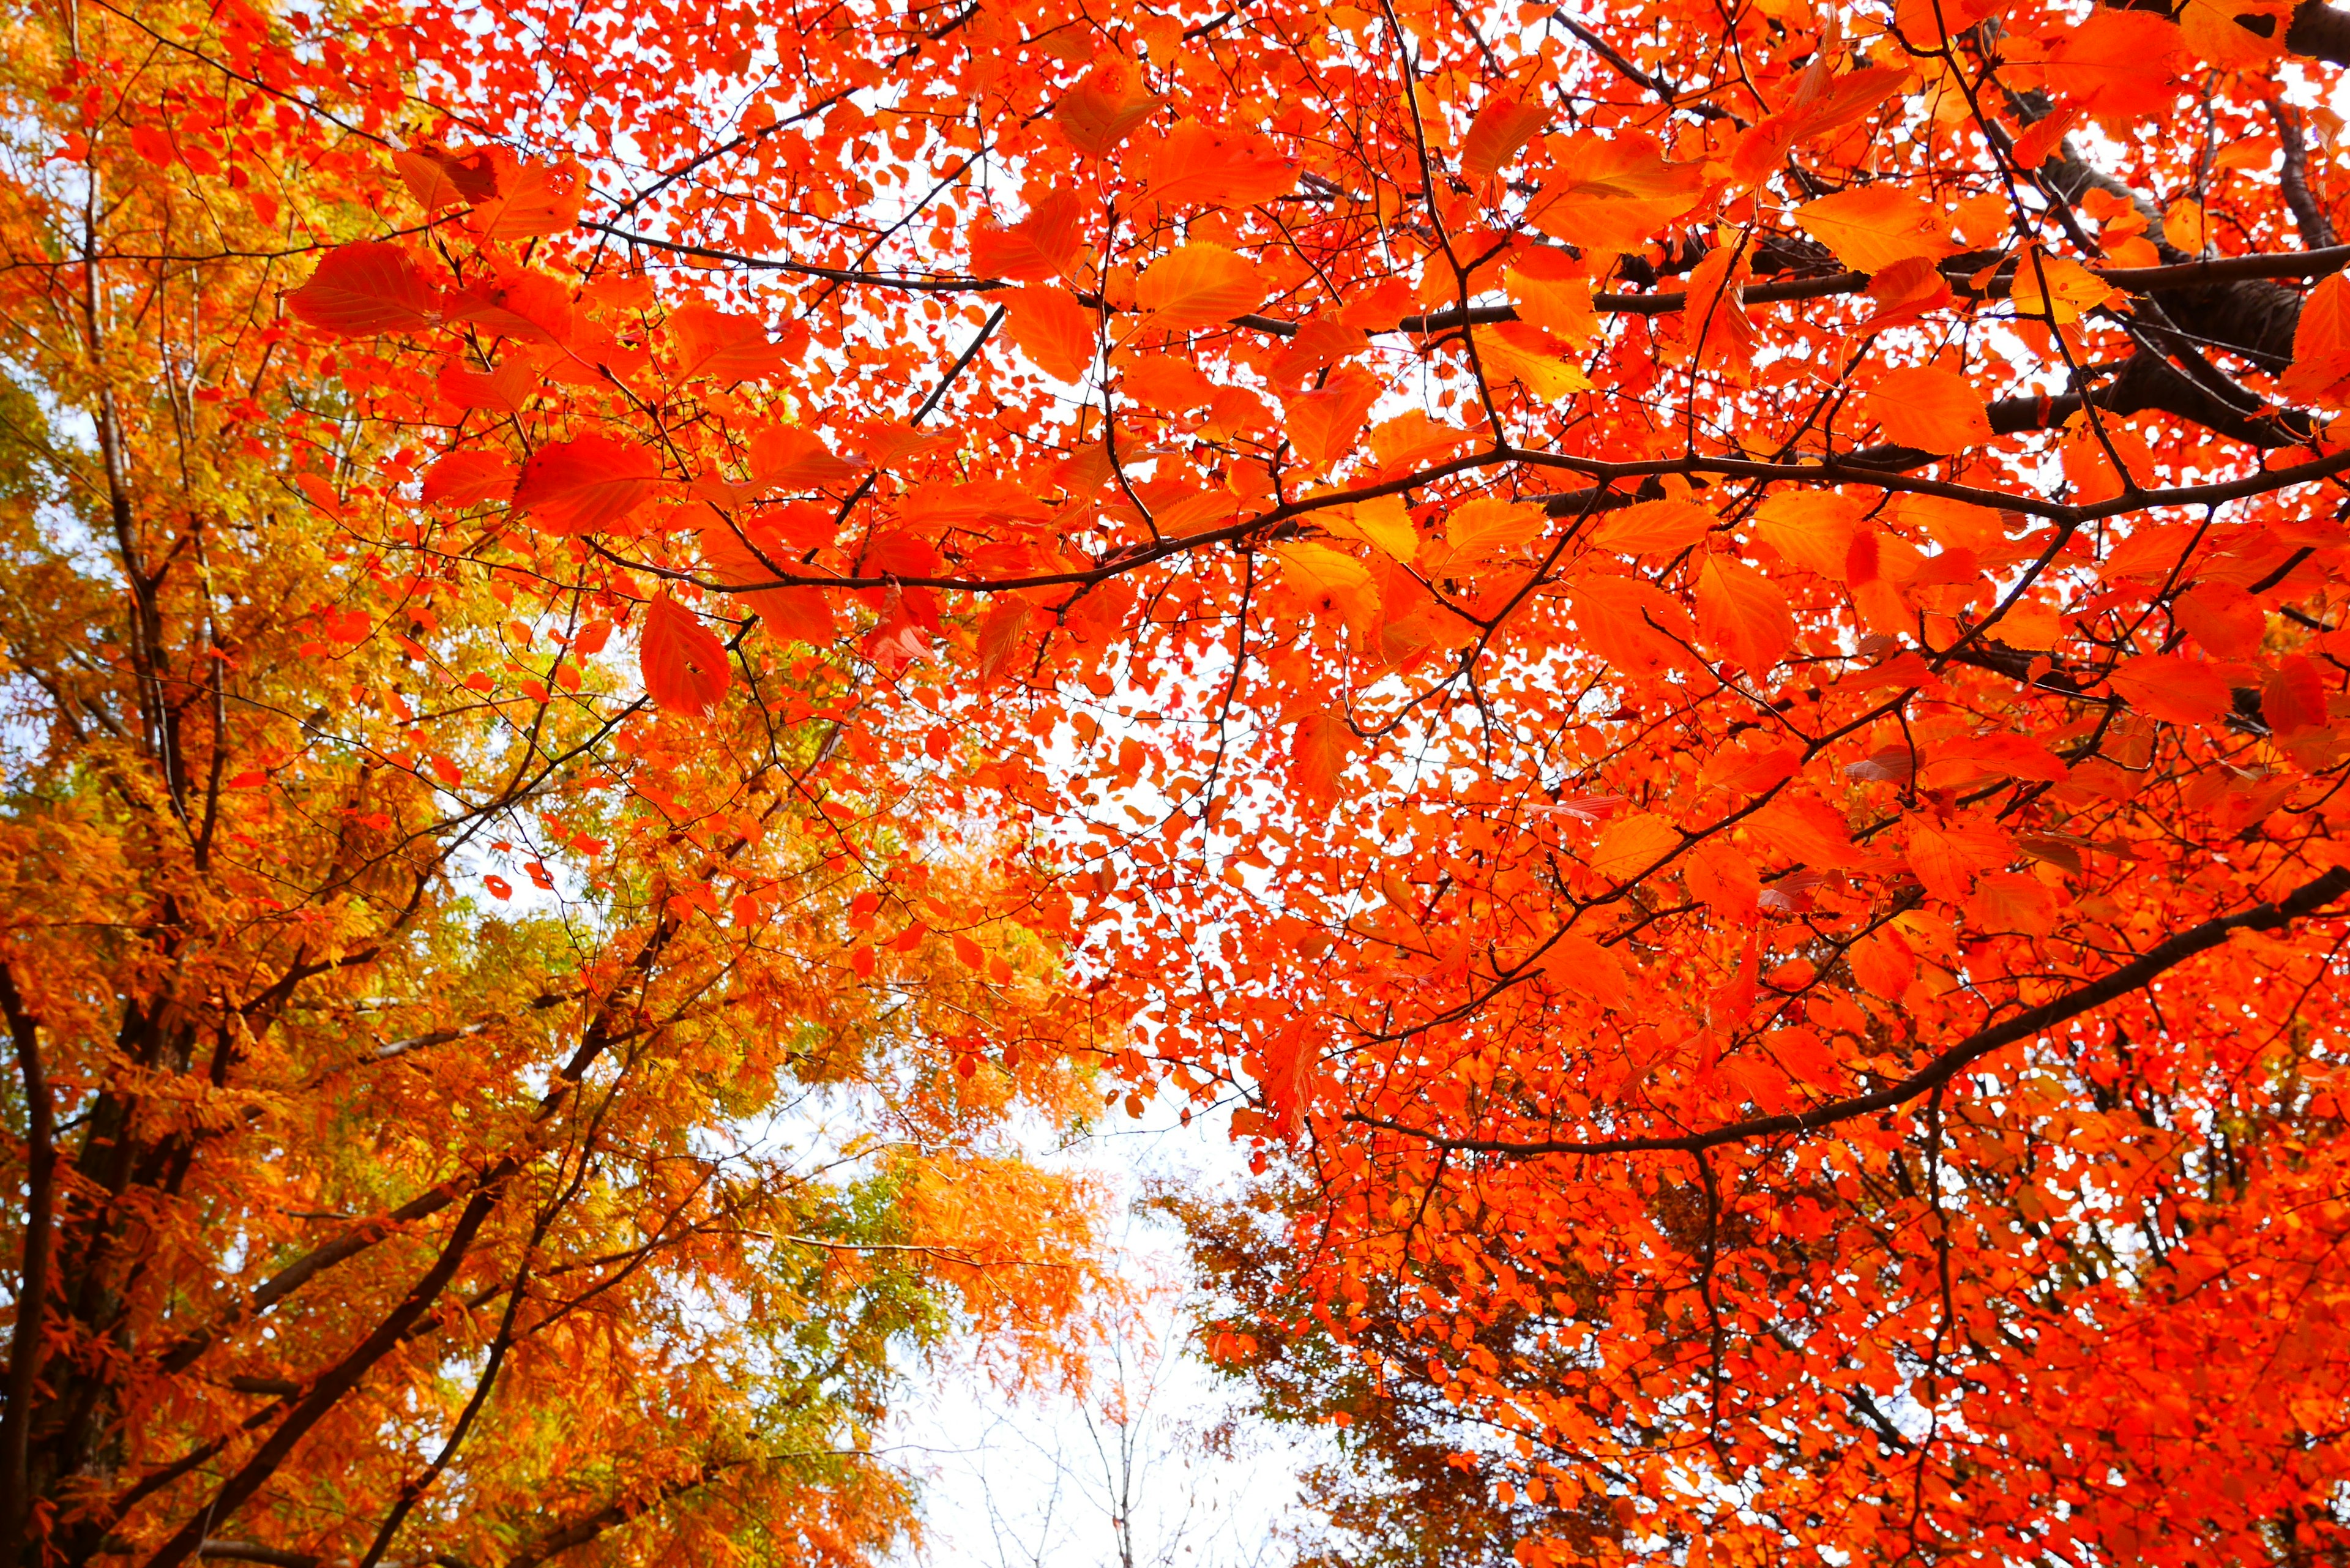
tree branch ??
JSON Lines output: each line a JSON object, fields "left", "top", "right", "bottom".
{"left": 0, "top": 965, "right": 53, "bottom": 1558}
{"left": 1352, "top": 866, "right": 2350, "bottom": 1158}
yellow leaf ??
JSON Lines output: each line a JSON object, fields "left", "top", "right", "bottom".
{"left": 1794, "top": 187, "right": 1955, "bottom": 273}
{"left": 1134, "top": 244, "right": 1266, "bottom": 330}
{"left": 1863, "top": 366, "right": 1993, "bottom": 452}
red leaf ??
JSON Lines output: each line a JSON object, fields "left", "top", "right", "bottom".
{"left": 640, "top": 595, "right": 731, "bottom": 717}
{"left": 285, "top": 244, "right": 445, "bottom": 336}
{"left": 513, "top": 435, "right": 664, "bottom": 534}
{"left": 2109, "top": 654, "right": 2233, "bottom": 726}
{"left": 421, "top": 450, "right": 517, "bottom": 507}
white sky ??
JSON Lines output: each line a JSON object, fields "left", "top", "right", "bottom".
{"left": 879, "top": 1104, "right": 1330, "bottom": 1568}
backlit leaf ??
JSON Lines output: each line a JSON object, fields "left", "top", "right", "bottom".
{"left": 640, "top": 594, "right": 731, "bottom": 715}
{"left": 1133, "top": 245, "right": 1266, "bottom": 330}
{"left": 285, "top": 244, "right": 444, "bottom": 335}
{"left": 513, "top": 434, "right": 665, "bottom": 533}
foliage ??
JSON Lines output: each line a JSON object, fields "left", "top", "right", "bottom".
{"left": 0, "top": 2, "right": 1116, "bottom": 1565}
{"left": 18, "top": 0, "right": 2350, "bottom": 1561}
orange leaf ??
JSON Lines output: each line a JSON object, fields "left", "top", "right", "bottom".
{"left": 1281, "top": 365, "right": 1382, "bottom": 468}
{"left": 1291, "top": 709, "right": 1354, "bottom": 802}
{"left": 670, "top": 303, "right": 791, "bottom": 382}
{"left": 1589, "top": 499, "right": 1714, "bottom": 555}
{"left": 513, "top": 435, "right": 665, "bottom": 534}
{"left": 2108, "top": 654, "right": 2234, "bottom": 725}
{"left": 1865, "top": 366, "right": 1993, "bottom": 452}
{"left": 285, "top": 244, "right": 444, "bottom": 336}
{"left": 970, "top": 191, "right": 1089, "bottom": 281}
{"left": 421, "top": 450, "right": 515, "bottom": 507}
{"left": 1794, "top": 187, "right": 1954, "bottom": 274}
{"left": 1753, "top": 490, "right": 1863, "bottom": 578}
{"left": 640, "top": 595, "right": 731, "bottom": 716}
{"left": 1591, "top": 812, "right": 1680, "bottom": 880}
{"left": 1696, "top": 554, "right": 1796, "bottom": 675}
{"left": 2010, "top": 104, "right": 2083, "bottom": 170}
{"left": 1908, "top": 819, "right": 2009, "bottom": 903}
{"left": 437, "top": 354, "right": 537, "bottom": 412}
{"left": 1133, "top": 245, "right": 1266, "bottom": 330}
{"left": 1004, "top": 287, "right": 1099, "bottom": 381}
{"left": 1536, "top": 931, "right": 1630, "bottom": 1009}
{"left": 2284, "top": 272, "right": 2350, "bottom": 403}
{"left": 1685, "top": 840, "right": 1761, "bottom": 924}
{"left": 1144, "top": 121, "right": 1300, "bottom": 209}
{"left": 2043, "top": 8, "right": 2183, "bottom": 118}
{"left": 1460, "top": 94, "right": 1549, "bottom": 178}
{"left": 748, "top": 425, "right": 863, "bottom": 489}
{"left": 2174, "top": 581, "right": 2266, "bottom": 657}
{"left": 469, "top": 154, "right": 584, "bottom": 238}
{"left": 1056, "top": 56, "right": 1164, "bottom": 155}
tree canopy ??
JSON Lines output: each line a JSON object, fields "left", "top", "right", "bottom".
{"left": 10, "top": 0, "right": 2350, "bottom": 1561}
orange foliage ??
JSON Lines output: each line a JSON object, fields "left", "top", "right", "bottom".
{"left": 14, "top": 0, "right": 2350, "bottom": 1562}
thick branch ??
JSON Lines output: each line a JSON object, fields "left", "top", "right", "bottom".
{"left": 0, "top": 966, "right": 53, "bottom": 1557}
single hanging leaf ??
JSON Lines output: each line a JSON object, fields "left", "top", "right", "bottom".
{"left": 1795, "top": 187, "right": 1955, "bottom": 273}
{"left": 1134, "top": 245, "right": 1266, "bottom": 330}
{"left": 1143, "top": 121, "right": 1301, "bottom": 209}
{"left": 1005, "top": 287, "right": 1099, "bottom": 382}
{"left": 285, "top": 244, "right": 445, "bottom": 335}
{"left": 669, "top": 303, "right": 791, "bottom": 382}
{"left": 1589, "top": 499, "right": 1715, "bottom": 556}
{"left": 1056, "top": 56, "right": 1165, "bottom": 155}
{"left": 1460, "top": 95, "right": 1549, "bottom": 178}
{"left": 1280, "top": 365, "right": 1382, "bottom": 468}
{"left": 2108, "top": 654, "right": 2234, "bottom": 725}
{"left": 2010, "top": 104, "right": 2083, "bottom": 170}
{"left": 640, "top": 595, "right": 731, "bottom": 715}
{"left": 512, "top": 434, "right": 665, "bottom": 533}
{"left": 2283, "top": 272, "right": 2350, "bottom": 402}
{"left": 1291, "top": 709, "right": 1354, "bottom": 802}
{"left": 970, "top": 191, "right": 1090, "bottom": 282}
{"left": 420, "top": 450, "right": 516, "bottom": 507}
{"left": 1864, "top": 366, "right": 1994, "bottom": 452}
{"left": 1696, "top": 554, "right": 1796, "bottom": 675}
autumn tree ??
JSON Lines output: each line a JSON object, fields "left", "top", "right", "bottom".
{"left": 24, "top": 0, "right": 2350, "bottom": 1556}
{"left": 0, "top": 2, "right": 1119, "bottom": 1565}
